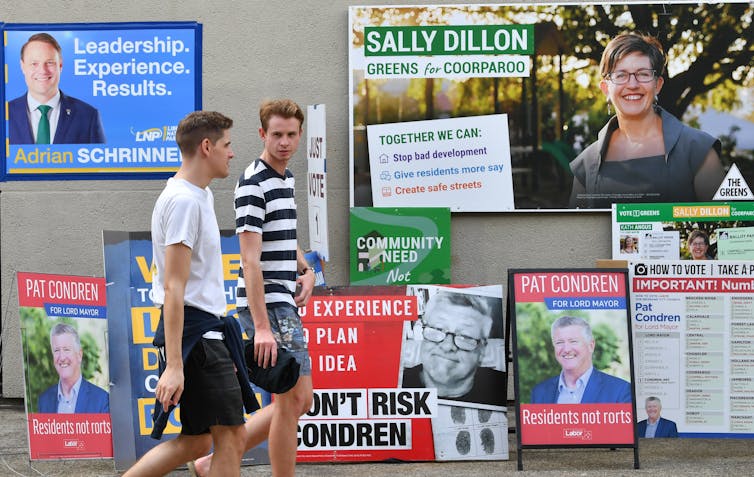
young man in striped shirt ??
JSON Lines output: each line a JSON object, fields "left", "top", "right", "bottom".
{"left": 193, "top": 99, "right": 314, "bottom": 477}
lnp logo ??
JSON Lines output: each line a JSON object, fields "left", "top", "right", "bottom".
{"left": 132, "top": 127, "right": 164, "bottom": 142}
{"left": 563, "top": 428, "right": 592, "bottom": 441}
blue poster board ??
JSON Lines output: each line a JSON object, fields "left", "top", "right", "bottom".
{"left": 1, "top": 22, "right": 202, "bottom": 180}
{"left": 102, "top": 230, "right": 271, "bottom": 471}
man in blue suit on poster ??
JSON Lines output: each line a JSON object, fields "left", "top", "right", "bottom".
{"left": 8, "top": 33, "right": 105, "bottom": 145}
{"left": 637, "top": 396, "right": 679, "bottom": 438}
{"left": 531, "top": 315, "right": 632, "bottom": 404}
{"left": 37, "top": 323, "right": 109, "bottom": 414}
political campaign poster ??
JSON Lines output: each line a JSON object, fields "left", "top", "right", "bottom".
{"left": 366, "top": 115, "right": 515, "bottom": 212}
{"left": 611, "top": 202, "right": 754, "bottom": 260}
{"left": 629, "top": 260, "right": 754, "bottom": 438}
{"left": 17, "top": 272, "right": 112, "bottom": 459}
{"left": 104, "top": 231, "right": 505, "bottom": 468}
{"left": 350, "top": 207, "right": 451, "bottom": 285}
{"left": 509, "top": 269, "right": 637, "bottom": 466}
{"left": 102, "top": 230, "right": 271, "bottom": 471}
{"left": 1, "top": 22, "right": 201, "bottom": 180}
{"left": 299, "top": 284, "right": 507, "bottom": 462}
{"left": 349, "top": 3, "right": 754, "bottom": 211}
{"left": 717, "top": 227, "right": 754, "bottom": 260}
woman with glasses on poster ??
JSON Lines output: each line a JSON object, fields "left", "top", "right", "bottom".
{"left": 687, "top": 229, "right": 715, "bottom": 260}
{"left": 569, "top": 33, "right": 725, "bottom": 209}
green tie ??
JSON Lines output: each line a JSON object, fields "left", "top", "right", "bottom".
{"left": 36, "top": 105, "right": 52, "bottom": 144}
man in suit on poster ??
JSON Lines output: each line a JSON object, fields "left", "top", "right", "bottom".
{"left": 531, "top": 315, "right": 631, "bottom": 404}
{"left": 8, "top": 32, "right": 105, "bottom": 144}
{"left": 37, "top": 323, "right": 109, "bottom": 413}
{"left": 637, "top": 396, "right": 678, "bottom": 438}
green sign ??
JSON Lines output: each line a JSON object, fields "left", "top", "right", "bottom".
{"left": 612, "top": 202, "right": 754, "bottom": 260}
{"left": 350, "top": 207, "right": 450, "bottom": 285}
{"left": 614, "top": 202, "right": 754, "bottom": 223}
{"left": 364, "top": 25, "right": 534, "bottom": 56}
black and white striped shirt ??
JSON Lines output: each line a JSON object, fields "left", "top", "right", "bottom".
{"left": 234, "top": 159, "right": 298, "bottom": 308}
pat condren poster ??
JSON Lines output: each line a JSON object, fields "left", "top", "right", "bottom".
{"left": 509, "top": 269, "right": 637, "bottom": 457}
{"left": 17, "top": 272, "right": 112, "bottom": 460}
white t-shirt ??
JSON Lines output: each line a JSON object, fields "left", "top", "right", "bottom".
{"left": 151, "top": 177, "right": 226, "bottom": 316}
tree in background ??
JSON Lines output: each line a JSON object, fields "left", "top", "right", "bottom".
{"left": 554, "top": 3, "right": 754, "bottom": 119}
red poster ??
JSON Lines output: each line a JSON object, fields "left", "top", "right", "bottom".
{"left": 17, "top": 272, "right": 112, "bottom": 459}
{"left": 510, "top": 269, "right": 637, "bottom": 450}
{"left": 27, "top": 413, "right": 113, "bottom": 459}
{"left": 518, "top": 404, "right": 634, "bottom": 445}
{"left": 298, "top": 285, "right": 508, "bottom": 461}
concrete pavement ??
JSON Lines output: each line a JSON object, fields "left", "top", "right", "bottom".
{"left": 1, "top": 398, "right": 752, "bottom": 476}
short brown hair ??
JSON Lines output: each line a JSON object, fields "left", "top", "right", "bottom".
{"left": 600, "top": 33, "right": 666, "bottom": 78}
{"left": 687, "top": 229, "right": 710, "bottom": 248}
{"left": 259, "top": 99, "right": 304, "bottom": 131}
{"left": 21, "top": 33, "right": 62, "bottom": 60}
{"left": 176, "top": 111, "right": 233, "bottom": 156}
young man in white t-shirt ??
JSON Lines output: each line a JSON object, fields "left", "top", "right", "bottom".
{"left": 124, "top": 111, "right": 255, "bottom": 477}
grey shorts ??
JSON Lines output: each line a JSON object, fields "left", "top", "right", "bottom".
{"left": 238, "top": 304, "right": 311, "bottom": 376}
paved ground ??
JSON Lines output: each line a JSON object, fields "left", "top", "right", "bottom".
{"left": 1, "top": 398, "right": 753, "bottom": 476}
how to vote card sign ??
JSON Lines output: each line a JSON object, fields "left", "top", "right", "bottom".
{"left": 2, "top": 22, "right": 201, "bottom": 180}
{"left": 509, "top": 269, "right": 637, "bottom": 449}
{"left": 630, "top": 260, "right": 754, "bottom": 437}
{"left": 17, "top": 272, "right": 112, "bottom": 460}
{"left": 306, "top": 104, "right": 330, "bottom": 262}
{"left": 350, "top": 207, "right": 451, "bottom": 285}
{"left": 612, "top": 202, "right": 754, "bottom": 261}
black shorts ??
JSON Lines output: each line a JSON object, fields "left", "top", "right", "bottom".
{"left": 180, "top": 338, "right": 245, "bottom": 435}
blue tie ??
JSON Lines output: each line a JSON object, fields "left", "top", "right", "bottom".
{"left": 36, "top": 105, "right": 52, "bottom": 144}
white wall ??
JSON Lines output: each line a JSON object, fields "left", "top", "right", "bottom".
{"left": 0, "top": 0, "right": 611, "bottom": 397}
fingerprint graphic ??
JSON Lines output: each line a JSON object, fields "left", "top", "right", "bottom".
{"left": 478, "top": 409, "right": 492, "bottom": 423}
{"left": 450, "top": 405, "right": 467, "bottom": 424}
{"left": 456, "top": 430, "right": 471, "bottom": 455}
{"left": 480, "top": 427, "right": 495, "bottom": 454}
